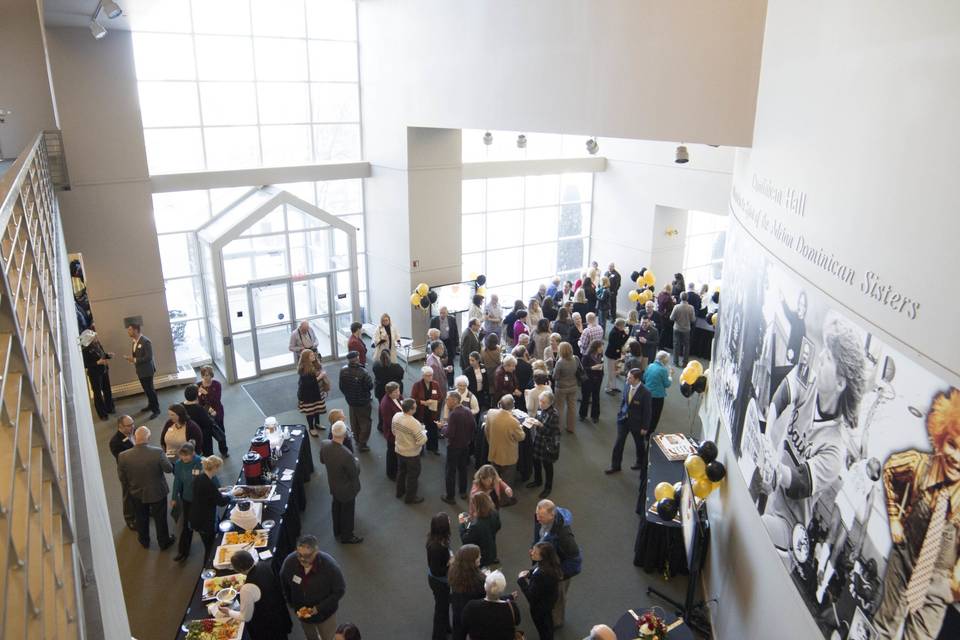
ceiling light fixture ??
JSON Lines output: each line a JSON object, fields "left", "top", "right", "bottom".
{"left": 516, "top": 134, "right": 527, "bottom": 149}
{"left": 482, "top": 131, "right": 493, "bottom": 146}
{"left": 675, "top": 145, "right": 689, "bottom": 164}
{"left": 586, "top": 138, "right": 599, "bottom": 155}
{"left": 89, "top": 19, "right": 107, "bottom": 39}
{"left": 102, "top": 1, "right": 123, "bottom": 19}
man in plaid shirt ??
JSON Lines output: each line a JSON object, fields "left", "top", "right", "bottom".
{"left": 578, "top": 312, "right": 604, "bottom": 356}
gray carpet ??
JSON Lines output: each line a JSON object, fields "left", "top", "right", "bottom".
{"left": 242, "top": 365, "right": 349, "bottom": 418}
{"left": 96, "top": 357, "right": 705, "bottom": 640}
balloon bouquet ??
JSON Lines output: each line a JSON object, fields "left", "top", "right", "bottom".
{"left": 627, "top": 268, "right": 657, "bottom": 305}
{"left": 653, "top": 440, "right": 726, "bottom": 522}
{"left": 409, "top": 282, "right": 438, "bottom": 310}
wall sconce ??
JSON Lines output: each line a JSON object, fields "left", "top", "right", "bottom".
{"left": 665, "top": 227, "right": 680, "bottom": 238}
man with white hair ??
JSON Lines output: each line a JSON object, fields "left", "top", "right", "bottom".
{"left": 534, "top": 499, "right": 582, "bottom": 628}
{"left": 461, "top": 570, "right": 521, "bottom": 637}
{"left": 392, "top": 398, "right": 428, "bottom": 503}
{"left": 586, "top": 624, "right": 616, "bottom": 640}
{"left": 289, "top": 319, "right": 319, "bottom": 360}
{"left": 430, "top": 306, "right": 459, "bottom": 379}
{"left": 412, "top": 365, "right": 443, "bottom": 454}
{"left": 319, "top": 421, "right": 363, "bottom": 544}
{"left": 578, "top": 312, "right": 604, "bottom": 356}
{"left": 441, "top": 391, "right": 475, "bottom": 504}
{"left": 117, "top": 426, "right": 175, "bottom": 549}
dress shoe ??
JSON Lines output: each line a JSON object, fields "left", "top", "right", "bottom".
{"left": 126, "top": 522, "right": 137, "bottom": 531}
{"left": 159, "top": 536, "right": 176, "bottom": 550}
{"left": 592, "top": 417, "right": 599, "bottom": 424}
{"left": 173, "top": 553, "right": 188, "bottom": 562}
{"left": 525, "top": 480, "right": 542, "bottom": 489}
{"left": 430, "top": 450, "right": 441, "bottom": 455}
{"left": 459, "top": 493, "right": 468, "bottom": 500}
{"left": 538, "top": 488, "right": 552, "bottom": 499}
{"left": 341, "top": 536, "right": 364, "bottom": 544}
{"left": 605, "top": 389, "right": 620, "bottom": 395}
{"left": 359, "top": 445, "right": 370, "bottom": 452}
{"left": 149, "top": 411, "right": 160, "bottom": 420}
{"left": 441, "top": 496, "right": 457, "bottom": 505}
{"left": 405, "top": 496, "right": 425, "bottom": 504}
{"left": 630, "top": 464, "right": 643, "bottom": 470}
{"left": 140, "top": 406, "right": 152, "bottom": 414}
{"left": 98, "top": 414, "right": 109, "bottom": 420}
{"left": 604, "top": 468, "right": 621, "bottom": 475}
{"left": 139, "top": 541, "right": 150, "bottom": 549}
{"left": 221, "top": 452, "right": 230, "bottom": 459}
{"left": 309, "top": 428, "right": 319, "bottom": 437}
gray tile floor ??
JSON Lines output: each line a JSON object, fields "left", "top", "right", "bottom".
{"left": 97, "top": 355, "right": 705, "bottom": 640}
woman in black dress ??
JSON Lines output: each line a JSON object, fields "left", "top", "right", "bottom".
{"left": 189, "top": 455, "right": 232, "bottom": 564}
{"left": 426, "top": 513, "right": 453, "bottom": 640}
{"left": 297, "top": 349, "right": 328, "bottom": 436}
{"left": 448, "top": 544, "right": 486, "bottom": 640}
{"left": 517, "top": 542, "right": 562, "bottom": 640}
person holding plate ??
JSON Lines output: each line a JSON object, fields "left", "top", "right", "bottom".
{"left": 221, "top": 549, "right": 292, "bottom": 639}
{"left": 280, "top": 535, "right": 346, "bottom": 640}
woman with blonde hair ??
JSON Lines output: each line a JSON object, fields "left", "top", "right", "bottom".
{"left": 470, "top": 464, "right": 513, "bottom": 509}
{"left": 191, "top": 455, "right": 231, "bottom": 563}
{"left": 527, "top": 298, "right": 543, "bottom": 329}
{"left": 297, "top": 349, "right": 329, "bottom": 436}
{"left": 373, "top": 313, "right": 398, "bottom": 363}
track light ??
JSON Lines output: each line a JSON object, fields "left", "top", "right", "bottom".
{"left": 675, "top": 145, "right": 689, "bottom": 164}
{"left": 89, "top": 19, "right": 107, "bottom": 39}
{"left": 102, "top": 1, "right": 123, "bottom": 19}
{"left": 517, "top": 134, "right": 527, "bottom": 149}
{"left": 586, "top": 138, "right": 599, "bottom": 155}
{"left": 482, "top": 131, "right": 493, "bottom": 146}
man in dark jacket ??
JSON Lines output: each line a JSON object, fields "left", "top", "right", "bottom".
{"left": 123, "top": 322, "right": 160, "bottom": 419}
{"left": 183, "top": 384, "right": 228, "bottom": 457}
{"left": 605, "top": 263, "right": 622, "bottom": 320}
{"left": 80, "top": 329, "right": 115, "bottom": 419}
{"left": 319, "top": 422, "right": 363, "bottom": 544}
{"left": 280, "top": 535, "right": 346, "bottom": 639}
{"left": 459, "top": 318, "right": 482, "bottom": 371}
{"left": 338, "top": 351, "right": 374, "bottom": 452}
{"left": 632, "top": 316, "right": 660, "bottom": 372}
{"left": 606, "top": 369, "right": 653, "bottom": 476}
{"left": 109, "top": 414, "right": 136, "bottom": 529}
{"left": 430, "top": 306, "right": 459, "bottom": 372}
{"left": 533, "top": 500, "right": 582, "bottom": 628}
{"left": 118, "top": 426, "right": 174, "bottom": 549}
{"left": 441, "top": 392, "right": 475, "bottom": 504}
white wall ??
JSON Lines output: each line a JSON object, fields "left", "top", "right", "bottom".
{"left": 46, "top": 27, "right": 176, "bottom": 384}
{"left": 706, "top": 3, "right": 960, "bottom": 639}
{"left": 0, "top": 0, "right": 58, "bottom": 159}
{"left": 590, "top": 139, "right": 735, "bottom": 313}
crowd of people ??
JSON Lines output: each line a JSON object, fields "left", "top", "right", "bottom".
{"left": 106, "top": 262, "right": 713, "bottom": 639}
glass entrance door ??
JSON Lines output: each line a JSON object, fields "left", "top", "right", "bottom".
{"left": 247, "top": 279, "right": 295, "bottom": 375}
{"left": 292, "top": 274, "right": 337, "bottom": 360}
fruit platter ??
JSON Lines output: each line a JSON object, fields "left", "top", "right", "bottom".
{"left": 183, "top": 618, "right": 243, "bottom": 640}
{"left": 201, "top": 574, "right": 246, "bottom": 601}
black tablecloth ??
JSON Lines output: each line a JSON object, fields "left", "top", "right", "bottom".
{"left": 690, "top": 319, "right": 715, "bottom": 360}
{"left": 633, "top": 440, "right": 689, "bottom": 577}
{"left": 175, "top": 426, "right": 313, "bottom": 638}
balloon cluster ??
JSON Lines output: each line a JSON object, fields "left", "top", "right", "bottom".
{"left": 654, "top": 440, "right": 726, "bottom": 521}
{"left": 409, "top": 282, "right": 438, "bottom": 309}
{"left": 627, "top": 268, "right": 656, "bottom": 303}
{"left": 473, "top": 274, "right": 487, "bottom": 296}
{"left": 708, "top": 312, "right": 718, "bottom": 327}
{"left": 679, "top": 361, "right": 707, "bottom": 397}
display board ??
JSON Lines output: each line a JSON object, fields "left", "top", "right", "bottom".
{"left": 709, "top": 219, "right": 960, "bottom": 640}
{"left": 431, "top": 281, "right": 474, "bottom": 314}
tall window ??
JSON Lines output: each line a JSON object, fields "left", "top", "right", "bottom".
{"left": 682, "top": 210, "right": 728, "bottom": 290}
{"left": 461, "top": 174, "right": 593, "bottom": 303}
{"left": 131, "top": 0, "right": 360, "bottom": 174}
{"left": 154, "top": 179, "right": 366, "bottom": 366}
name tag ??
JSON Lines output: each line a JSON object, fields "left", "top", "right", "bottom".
{"left": 192, "top": 469, "right": 200, "bottom": 476}
{"left": 504, "top": 376, "right": 509, "bottom": 381}
{"left": 292, "top": 575, "right": 302, "bottom": 584}
{"left": 480, "top": 369, "right": 485, "bottom": 375}
{"left": 431, "top": 389, "right": 437, "bottom": 395}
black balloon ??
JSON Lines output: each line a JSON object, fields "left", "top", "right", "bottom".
{"left": 419, "top": 296, "right": 430, "bottom": 309}
{"left": 656, "top": 497, "right": 679, "bottom": 522}
{"left": 639, "top": 267, "right": 647, "bottom": 276}
{"left": 706, "top": 461, "right": 727, "bottom": 483}
{"left": 672, "top": 481, "right": 683, "bottom": 497}
{"left": 698, "top": 440, "right": 718, "bottom": 464}
{"left": 475, "top": 274, "right": 487, "bottom": 286}
{"left": 680, "top": 382, "right": 693, "bottom": 397}
{"left": 427, "top": 290, "right": 438, "bottom": 303}
{"left": 629, "top": 270, "right": 640, "bottom": 283}
{"left": 693, "top": 375, "right": 707, "bottom": 394}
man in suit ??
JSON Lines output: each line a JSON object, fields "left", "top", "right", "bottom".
{"left": 319, "top": 422, "right": 363, "bottom": 544}
{"left": 117, "top": 426, "right": 175, "bottom": 549}
{"left": 109, "top": 414, "right": 136, "bottom": 530}
{"left": 632, "top": 316, "right": 660, "bottom": 373}
{"left": 605, "top": 263, "right": 622, "bottom": 320}
{"left": 606, "top": 369, "right": 652, "bottom": 482}
{"left": 460, "top": 318, "right": 482, "bottom": 371}
{"left": 123, "top": 322, "right": 159, "bottom": 419}
{"left": 685, "top": 282, "right": 702, "bottom": 317}
{"left": 430, "top": 306, "right": 459, "bottom": 375}
{"left": 485, "top": 395, "right": 525, "bottom": 487}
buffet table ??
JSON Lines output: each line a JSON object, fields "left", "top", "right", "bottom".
{"left": 175, "top": 425, "right": 313, "bottom": 639}
{"left": 689, "top": 318, "right": 715, "bottom": 360}
{"left": 633, "top": 437, "right": 690, "bottom": 577}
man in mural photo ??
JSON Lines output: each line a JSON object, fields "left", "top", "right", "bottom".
{"left": 874, "top": 388, "right": 960, "bottom": 640}
{"left": 757, "top": 315, "right": 866, "bottom": 564}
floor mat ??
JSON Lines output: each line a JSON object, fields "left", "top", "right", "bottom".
{"left": 242, "top": 373, "right": 345, "bottom": 418}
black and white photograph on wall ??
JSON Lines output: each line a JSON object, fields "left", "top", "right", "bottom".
{"left": 709, "top": 221, "right": 960, "bottom": 640}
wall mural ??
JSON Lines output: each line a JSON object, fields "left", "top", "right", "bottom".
{"left": 710, "top": 220, "right": 960, "bottom": 640}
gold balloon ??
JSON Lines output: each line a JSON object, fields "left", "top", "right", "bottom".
{"left": 628, "top": 290, "right": 640, "bottom": 302}
{"left": 687, "top": 360, "right": 703, "bottom": 378}
{"left": 684, "top": 454, "right": 707, "bottom": 480}
{"left": 710, "top": 313, "right": 718, "bottom": 326}
{"left": 643, "top": 271, "right": 656, "bottom": 286}
{"left": 410, "top": 293, "right": 422, "bottom": 306}
{"left": 654, "top": 482, "right": 675, "bottom": 501}
{"left": 635, "top": 276, "right": 645, "bottom": 288}
{"left": 468, "top": 272, "right": 478, "bottom": 280}
{"left": 693, "top": 477, "right": 713, "bottom": 499}
{"left": 416, "top": 283, "right": 429, "bottom": 297}
{"left": 476, "top": 286, "right": 487, "bottom": 296}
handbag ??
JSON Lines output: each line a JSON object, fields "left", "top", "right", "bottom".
{"left": 574, "top": 356, "right": 586, "bottom": 384}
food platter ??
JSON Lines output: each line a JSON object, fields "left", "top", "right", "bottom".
{"left": 222, "top": 529, "right": 269, "bottom": 548}
{"left": 213, "top": 544, "right": 259, "bottom": 570}
{"left": 222, "top": 484, "right": 276, "bottom": 501}
{"left": 201, "top": 574, "right": 246, "bottom": 601}
{"left": 183, "top": 618, "right": 243, "bottom": 640}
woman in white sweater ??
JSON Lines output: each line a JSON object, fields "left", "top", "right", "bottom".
{"left": 373, "top": 313, "right": 399, "bottom": 363}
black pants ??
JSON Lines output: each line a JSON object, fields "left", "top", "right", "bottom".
{"left": 650, "top": 397, "right": 665, "bottom": 432}
{"left": 133, "top": 497, "right": 170, "bottom": 547}
{"left": 307, "top": 414, "right": 321, "bottom": 431}
{"left": 532, "top": 606, "right": 555, "bottom": 640}
{"left": 517, "top": 436, "right": 533, "bottom": 481}
{"left": 445, "top": 447, "right": 470, "bottom": 498}
{"left": 178, "top": 500, "right": 193, "bottom": 556}
{"left": 428, "top": 576, "right": 451, "bottom": 640}
{"left": 611, "top": 422, "right": 643, "bottom": 471}
{"left": 579, "top": 377, "right": 601, "bottom": 419}
{"left": 533, "top": 457, "right": 554, "bottom": 491}
{"left": 120, "top": 476, "right": 136, "bottom": 526}
{"left": 385, "top": 440, "right": 398, "bottom": 480}
{"left": 425, "top": 419, "right": 439, "bottom": 452}
{"left": 139, "top": 375, "right": 160, "bottom": 413}
{"left": 397, "top": 454, "right": 422, "bottom": 500}
{"left": 88, "top": 368, "right": 114, "bottom": 418}
{"left": 202, "top": 424, "right": 229, "bottom": 457}
{"left": 331, "top": 498, "right": 355, "bottom": 541}
{"left": 199, "top": 531, "right": 216, "bottom": 565}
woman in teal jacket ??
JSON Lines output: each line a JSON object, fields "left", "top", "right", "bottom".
{"left": 170, "top": 441, "right": 203, "bottom": 562}
{"left": 643, "top": 350, "right": 673, "bottom": 432}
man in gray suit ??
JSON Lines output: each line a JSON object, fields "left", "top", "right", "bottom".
{"left": 118, "top": 426, "right": 175, "bottom": 549}
{"left": 123, "top": 322, "right": 160, "bottom": 419}
{"left": 319, "top": 421, "right": 363, "bottom": 544}
{"left": 460, "top": 318, "right": 482, "bottom": 371}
